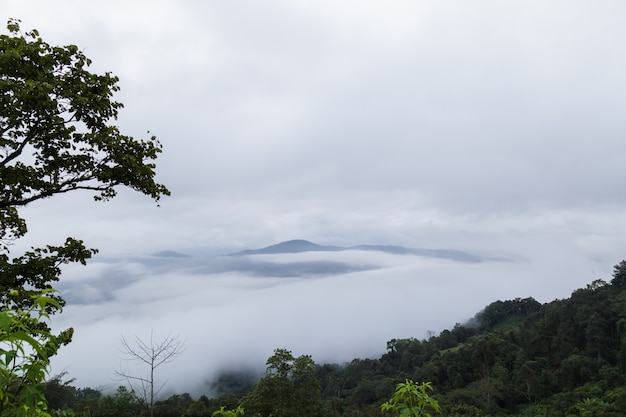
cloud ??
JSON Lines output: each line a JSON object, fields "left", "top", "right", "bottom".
{"left": 48, "top": 247, "right": 602, "bottom": 395}
{"left": 2, "top": 0, "right": 626, "bottom": 396}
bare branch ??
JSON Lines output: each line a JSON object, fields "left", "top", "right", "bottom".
{"left": 115, "top": 331, "right": 184, "bottom": 417}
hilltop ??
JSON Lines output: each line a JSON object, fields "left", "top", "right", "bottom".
{"left": 229, "top": 239, "right": 485, "bottom": 262}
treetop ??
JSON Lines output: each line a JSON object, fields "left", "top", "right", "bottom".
{"left": 0, "top": 19, "right": 170, "bottom": 247}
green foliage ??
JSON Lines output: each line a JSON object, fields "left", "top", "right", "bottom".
{"left": 0, "top": 19, "right": 169, "bottom": 227}
{"left": 575, "top": 397, "right": 615, "bottom": 417}
{"left": 0, "top": 238, "right": 97, "bottom": 316}
{"left": 0, "top": 290, "right": 72, "bottom": 417}
{"left": 43, "top": 373, "right": 77, "bottom": 411}
{"left": 212, "top": 405, "right": 244, "bottom": 417}
{"left": 302, "top": 260, "right": 626, "bottom": 416}
{"left": 474, "top": 297, "right": 542, "bottom": 330}
{"left": 380, "top": 380, "right": 441, "bottom": 417}
{"left": 241, "top": 348, "right": 321, "bottom": 417}
{"left": 0, "top": 17, "right": 169, "bottom": 416}
{"left": 96, "top": 386, "right": 143, "bottom": 417}
{"left": 445, "top": 403, "right": 486, "bottom": 417}
{"left": 611, "top": 261, "right": 626, "bottom": 288}
{"left": 0, "top": 16, "right": 169, "bottom": 310}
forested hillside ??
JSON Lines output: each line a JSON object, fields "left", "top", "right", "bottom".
{"left": 44, "top": 261, "right": 626, "bottom": 416}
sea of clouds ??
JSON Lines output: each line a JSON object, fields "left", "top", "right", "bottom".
{"left": 48, "top": 247, "right": 599, "bottom": 395}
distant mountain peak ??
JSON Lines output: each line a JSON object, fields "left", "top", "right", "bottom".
{"left": 228, "top": 240, "right": 484, "bottom": 262}
{"left": 271, "top": 239, "right": 320, "bottom": 250}
{"left": 229, "top": 240, "right": 339, "bottom": 256}
{"left": 152, "top": 250, "right": 189, "bottom": 258}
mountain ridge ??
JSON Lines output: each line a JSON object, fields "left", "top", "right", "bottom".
{"left": 228, "top": 239, "right": 484, "bottom": 262}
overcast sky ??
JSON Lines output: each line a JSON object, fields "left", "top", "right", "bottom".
{"left": 4, "top": 0, "right": 626, "bottom": 394}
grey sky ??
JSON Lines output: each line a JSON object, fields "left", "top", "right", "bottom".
{"left": 4, "top": 0, "right": 626, "bottom": 392}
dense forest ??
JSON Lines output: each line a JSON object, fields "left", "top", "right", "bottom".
{"left": 43, "top": 261, "right": 626, "bottom": 416}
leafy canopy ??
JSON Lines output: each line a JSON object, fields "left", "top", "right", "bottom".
{"left": 241, "top": 348, "right": 321, "bottom": 417}
{"left": 0, "top": 18, "right": 170, "bottom": 312}
{"left": 0, "top": 18, "right": 169, "bottom": 245}
{"left": 0, "top": 18, "right": 169, "bottom": 417}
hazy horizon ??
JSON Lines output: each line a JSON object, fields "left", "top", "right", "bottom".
{"left": 48, "top": 241, "right": 609, "bottom": 395}
{"left": 3, "top": 0, "right": 626, "bottom": 398}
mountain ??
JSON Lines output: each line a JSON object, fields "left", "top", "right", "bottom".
{"left": 152, "top": 250, "right": 190, "bottom": 258}
{"left": 57, "top": 241, "right": 487, "bottom": 305}
{"left": 229, "top": 239, "right": 484, "bottom": 262}
{"left": 231, "top": 239, "right": 340, "bottom": 255}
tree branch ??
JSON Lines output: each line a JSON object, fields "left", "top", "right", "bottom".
{"left": 0, "top": 136, "right": 30, "bottom": 168}
{"left": 116, "top": 332, "right": 184, "bottom": 417}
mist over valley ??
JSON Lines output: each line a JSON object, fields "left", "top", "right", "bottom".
{"left": 49, "top": 239, "right": 599, "bottom": 395}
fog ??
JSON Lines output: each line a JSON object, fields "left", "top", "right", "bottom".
{"left": 1, "top": 0, "right": 625, "bottom": 398}
{"left": 49, "top": 246, "right": 602, "bottom": 395}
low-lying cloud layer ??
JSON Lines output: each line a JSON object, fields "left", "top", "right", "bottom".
{"left": 49, "top": 245, "right": 601, "bottom": 395}
{"left": 2, "top": 0, "right": 625, "bottom": 397}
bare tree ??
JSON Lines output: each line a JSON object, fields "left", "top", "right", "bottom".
{"left": 115, "top": 331, "right": 184, "bottom": 417}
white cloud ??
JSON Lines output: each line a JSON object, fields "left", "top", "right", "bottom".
{"left": 3, "top": 0, "right": 626, "bottom": 395}
{"left": 47, "top": 245, "right": 605, "bottom": 394}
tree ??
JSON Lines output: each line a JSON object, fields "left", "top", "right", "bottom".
{"left": 43, "top": 372, "right": 77, "bottom": 411}
{"left": 380, "top": 380, "right": 441, "bottom": 417}
{"left": 97, "top": 386, "right": 143, "bottom": 417}
{"left": 0, "top": 18, "right": 169, "bottom": 415}
{"left": 152, "top": 392, "right": 194, "bottom": 417}
{"left": 575, "top": 397, "right": 615, "bottom": 417}
{"left": 611, "top": 261, "right": 626, "bottom": 288}
{"left": 240, "top": 348, "right": 321, "bottom": 417}
{"left": 0, "top": 18, "right": 169, "bottom": 313}
{"left": 115, "top": 332, "right": 184, "bottom": 417}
